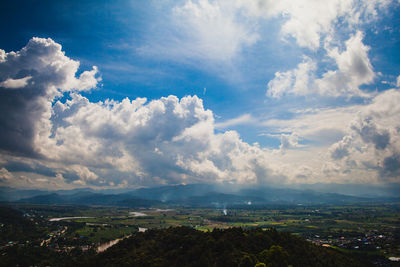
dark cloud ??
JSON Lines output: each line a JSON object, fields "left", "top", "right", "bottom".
{"left": 1, "top": 160, "right": 57, "bottom": 178}
{"left": 330, "top": 135, "right": 352, "bottom": 160}
{"left": 330, "top": 146, "right": 349, "bottom": 160}
{"left": 382, "top": 154, "right": 400, "bottom": 177}
{"left": 351, "top": 117, "right": 390, "bottom": 150}
{"left": 0, "top": 88, "right": 46, "bottom": 156}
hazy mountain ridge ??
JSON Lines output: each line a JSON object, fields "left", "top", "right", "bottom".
{"left": 16, "top": 192, "right": 162, "bottom": 207}
{"left": 4, "top": 184, "right": 398, "bottom": 207}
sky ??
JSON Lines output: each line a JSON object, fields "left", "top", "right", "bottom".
{"left": 0, "top": 0, "right": 399, "bottom": 190}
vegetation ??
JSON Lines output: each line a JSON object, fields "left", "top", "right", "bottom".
{"left": 83, "top": 226, "right": 364, "bottom": 267}
{"left": 0, "top": 206, "right": 46, "bottom": 244}
{"left": 0, "top": 203, "right": 399, "bottom": 266}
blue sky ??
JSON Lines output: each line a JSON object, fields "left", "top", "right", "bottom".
{"left": 0, "top": 0, "right": 399, "bottom": 190}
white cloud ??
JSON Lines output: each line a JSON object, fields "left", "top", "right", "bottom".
{"left": 272, "top": 0, "right": 352, "bottom": 50}
{"left": 43, "top": 87, "right": 400, "bottom": 186}
{"left": 139, "top": 0, "right": 390, "bottom": 65}
{"left": 1, "top": 37, "right": 399, "bottom": 189}
{"left": 174, "top": 0, "right": 259, "bottom": 61}
{"left": 143, "top": 0, "right": 388, "bottom": 61}
{"left": 315, "top": 31, "right": 374, "bottom": 96}
{"left": 0, "top": 167, "right": 13, "bottom": 182}
{"left": 140, "top": 0, "right": 259, "bottom": 63}
{"left": 135, "top": 0, "right": 392, "bottom": 90}
{"left": 262, "top": 106, "right": 359, "bottom": 145}
{"left": 260, "top": 90, "right": 400, "bottom": 184}
{"left": 235, "top": 0, "right": 345, "bottom": 49}
{"left": 49, "top": 93, "right": 285, "bottom": 186}
{"left": 215, "top": 113, "right": 256, "bottom": 129}
{"left": 0, "top": 76, "right": 32, "bottom": 89}
{"left": 267, "top": 32, "right": 375, "bottom": 98}
{"left": 0, "top": 38, "right": 284, "bottom": 188}
{"left": 237, "top": 0, "right": 390, "bottom": 50}
{"left": 267, "top": 56, "right": 315, "bottom": 98}
{"left": 328, "top": 89, "right": 400, "bottom": 181}
{"left": 279, "top": 132, "right": 301, "bottom": 152}
{"left": 396, "top": 75, "right": 400, "bottom": 87}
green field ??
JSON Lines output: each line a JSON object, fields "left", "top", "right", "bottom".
{"left": 2, "top": 202, "right": 399, "bottom": 264}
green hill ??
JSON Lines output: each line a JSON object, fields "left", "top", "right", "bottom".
{"left": 82, "top": 226, "right": 366, "bottom": 267}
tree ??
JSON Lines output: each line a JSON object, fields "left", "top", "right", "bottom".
{"left": 258, "top": 245, "right": 289, "bottom": 267}
{"left": 239, "top": 254, "right": 256, "bottom": 267}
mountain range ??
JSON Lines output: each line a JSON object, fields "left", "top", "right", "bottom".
{"left": 1, "top": 184, "right": 398, "bottom": 207}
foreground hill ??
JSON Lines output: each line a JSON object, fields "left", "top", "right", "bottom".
{"left": 0, "top": 206, "right": 46, "bottom": 244}
{"left": 82, "top": 227, "right": 365, "bottom": 267}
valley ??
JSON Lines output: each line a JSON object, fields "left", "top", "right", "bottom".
{"left": 1, "top": 201, "right": 399, "bottom": 266}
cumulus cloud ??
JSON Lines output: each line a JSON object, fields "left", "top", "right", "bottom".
{"left": 329, "top": 135, "right": 352, "bottom": 160}
{"left": 0, "top": 167, "right": 13, "bottom": 182}
{"left": 351, "top": 117, "right": 390, "bottom": 150}
{"left": 328, "top": 89, "right": 400, "bottom": 181}
{"left": 262, "top": 0, "right": 389, "bottom": 99}
{"left": 49, "top": 93, "right": 287, "bottom": 187}
{"left": 0, "top": 37, "right": 99, "bottom": 156}
{"left": 267, "top": 32, "right": 375, "bottom": 97}
{"left": 260, "top": 88, "right": 400, "bottom": 184}
{"left": 382, "top": 153, "right": 400, "bottom": 177}
{"left": 267, "top": 56, "right": 315, "bottom": 98}
{"left": 315, "top": 31, "right": 375, "bottom": 97}
{"left": 279, "top": 132, "right": 301, "bottom": 152}
{"left": 0, "top": 38, "right": 285, "bottom": 188}
{"left": 1, "top": 37, "right": 399, "bottom": 189}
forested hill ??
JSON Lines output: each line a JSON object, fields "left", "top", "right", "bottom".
{"left": 82, "top": 227, "right": 365, "bottom": 267}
